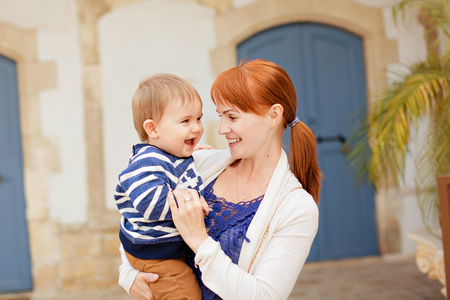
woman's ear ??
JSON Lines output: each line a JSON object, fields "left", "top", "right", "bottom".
{"left": 143, "top": 119, "right": 158, "bottom": 139}
{"left": 268, "top": 104, "right": 284, "bottom": 128}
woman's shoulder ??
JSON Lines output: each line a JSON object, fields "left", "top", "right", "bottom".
{"left": 192, "top": 149, "right": 232, "bottom": 169}
{"left": 267, "top": 188, "right": 319, "bottom": 239}
{"left": 192, "top": 149, "right": 235, "bottom": 183}
{"left": 192, "top": 149, "right": 229, "bottom": 161}
{"left": 279, "top": 188, "right": 319, "bottom": 218}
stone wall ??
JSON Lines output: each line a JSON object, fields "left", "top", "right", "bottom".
{"left": 0, "top": 0, "right": 427, "bottom": 296}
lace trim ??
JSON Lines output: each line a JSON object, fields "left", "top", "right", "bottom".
{"left": 204, "top": 177, "right": 263, "bottom": 245}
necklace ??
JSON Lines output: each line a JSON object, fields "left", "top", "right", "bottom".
{"left": 235, "top": 163, "right": 269, "bottom": 202}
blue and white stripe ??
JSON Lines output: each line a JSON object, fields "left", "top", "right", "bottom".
{"left": 115, "top": 144, "right": 203, "bottom": 244}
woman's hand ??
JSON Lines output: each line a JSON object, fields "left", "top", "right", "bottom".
{"left": 130, "top": 272, "right": 159, "bottom": 300}
{"left": 168, "top": 189, "right": 210, "bottom": 253}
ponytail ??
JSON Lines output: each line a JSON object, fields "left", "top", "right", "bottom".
{"left": 290, "top": 120, "right": 322, "bottom": 204}
{"left": 210, "top": 58, "right": 322, "bottom": 204}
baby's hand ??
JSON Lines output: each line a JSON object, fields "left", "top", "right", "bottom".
{"left": 200, "top": 196, "right": 210, "bottom": 216}
{"left": 194, "top": 144, "right": 214, "bottom": 151}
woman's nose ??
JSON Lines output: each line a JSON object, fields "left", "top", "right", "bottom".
{"left": 218, "top": 120, "right": 230, "bottom": 135}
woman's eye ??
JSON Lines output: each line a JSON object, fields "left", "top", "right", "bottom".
{"left": 217, "top": 113, "right": 237, "bottom": 120}
{"left": 182, "top": 119, "right": 189, "bottom": 123}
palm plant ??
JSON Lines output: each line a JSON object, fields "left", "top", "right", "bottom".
{"left": 348, "top": 0, "right": 450, "bottom": 233}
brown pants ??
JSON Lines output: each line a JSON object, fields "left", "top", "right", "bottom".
{"left": 125, "top": 251, "right": 202, "bottom": 300}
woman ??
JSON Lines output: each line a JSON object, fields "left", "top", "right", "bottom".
{"left": 119, "top": 59, "right": 321, "bottom": 299}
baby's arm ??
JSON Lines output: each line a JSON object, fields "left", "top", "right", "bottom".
{"left": 116, "top": 159, "right": 174, "bottom": 220}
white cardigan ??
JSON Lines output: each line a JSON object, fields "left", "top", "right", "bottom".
{"left": 119, "top": 149, "right": 319, "bottom": 300}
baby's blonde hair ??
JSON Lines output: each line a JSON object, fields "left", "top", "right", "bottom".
{"left": 132, "top": 73, "right": 201, "bottom": 142}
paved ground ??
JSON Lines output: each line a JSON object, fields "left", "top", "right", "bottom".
{"left": 0, "top": 254, "right": 445, "bottom": 300}
{"left": 290, "top": 254, "right": 445, "bottom": 300}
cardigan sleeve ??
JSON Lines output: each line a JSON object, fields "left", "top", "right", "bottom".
{"left": 194, "top": 191, "right": 319, "bottom": 300}
{"left": 118, "top": 244, "right": 139, "bottom": 294}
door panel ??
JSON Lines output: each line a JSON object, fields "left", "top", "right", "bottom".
{"left": 0, "top": 55, "right": 32, "bottom": 292}
{"left": 238, "top": 23, "right": 378, "bottom": 261}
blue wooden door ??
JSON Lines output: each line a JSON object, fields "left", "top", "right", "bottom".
{"left": 238, "top": 23, "right": 378, "bottom": 261}
{"left": 0, "top": 55, "right": 32, "bottom": 292}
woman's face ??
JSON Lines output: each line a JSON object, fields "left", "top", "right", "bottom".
{"left": 216, "top": 102, "right": 271, "bottom": 159}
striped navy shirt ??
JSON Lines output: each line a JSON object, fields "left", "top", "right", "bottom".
{"left": 115, "top": 144, "right": 203, "bottom": 259}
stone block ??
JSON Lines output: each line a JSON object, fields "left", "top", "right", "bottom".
{"left": 28, "top": 220, "right": 59, "bottom": 264}
{"left": 60, "top": 230, "right": 102, "bottom": 260}
{"left": 60, "top": 259, "right": 96, "bottom": 284}
{"left": 86, "top": 277, "right": 118, "bottom": 290}
{"left": 21, "top": 61, "right": 57, "bottom": 97}
{"left": 24, "top": 172, "right": 50, "bottom": 222}
{"left": 103, "top": 231, "right": 121, "bottom": 256}
{"left": 33, "top": 264, "right": 58, "bottom": 292}
{"left": 95, "top": 257, "right": 121, "bottom": 279}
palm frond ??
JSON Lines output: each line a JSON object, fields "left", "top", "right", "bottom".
{"left": 415, "top": 97, "right": 450, "bottom": 234}
{"left": 346, "top": 111, "right": 372, "bottom": 186}
{"left": 348, "top": 61, "right": 450, "bottom": 189}
{"left": 371, "top": 67, "right": 449, "bottom": 186}
{"left": 348, "top": 0, "right": 450, "bottom": 235}
{"left": 393, "top": 0, "right": 450, "bottom": 40}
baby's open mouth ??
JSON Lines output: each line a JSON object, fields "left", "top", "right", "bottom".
{"left": 185, "top": 138, "right": 195, "bottom": 146}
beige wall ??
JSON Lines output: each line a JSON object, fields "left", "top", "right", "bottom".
{"left": 0, "top": 0, "right": 428, "bottom": 295}
{"left": 99, "top": 0, "right": 216, "bottom": 211}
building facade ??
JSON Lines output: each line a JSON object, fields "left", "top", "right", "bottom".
{"left": 0, "top": 0, "right": 428, "bottom": 295}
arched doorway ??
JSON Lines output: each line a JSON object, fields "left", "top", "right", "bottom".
{"left": 238, "top": 23, "right": 378, "bottom": 261}
{"left": 0, "top": 54, "right": 32, "bottom": 292}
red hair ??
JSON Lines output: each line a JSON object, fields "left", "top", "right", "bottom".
{"left": 211, "top": 59, "right": 322, "bottom": 203}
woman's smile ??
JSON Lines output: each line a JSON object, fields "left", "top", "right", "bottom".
{"left": 227, "top": 138, "right": 242, "bottom": 144}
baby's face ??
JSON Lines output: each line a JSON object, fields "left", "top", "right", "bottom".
{"left": 153, "top": 97, "right": 203, "bottom": 158}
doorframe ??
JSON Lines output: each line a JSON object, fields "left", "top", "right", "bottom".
{"left": 0, "top": 21, "right": 57, "bottom": 290}
{"left": 210, "top": 0, "right": 400, "bottom": 254}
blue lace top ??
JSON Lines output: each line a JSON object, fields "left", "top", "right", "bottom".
{"left": 198, "top": 177, "right": 264, "bottom": 300}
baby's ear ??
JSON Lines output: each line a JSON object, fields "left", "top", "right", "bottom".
{"left": 143, "top": 119, "right": 158, "bottom": 139}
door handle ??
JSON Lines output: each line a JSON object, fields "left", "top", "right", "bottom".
{"left": 316, "top": 134, "right": 349, "bottom": 153}
{"left": 0, "top": 175, "right": 2, "bottom": 183}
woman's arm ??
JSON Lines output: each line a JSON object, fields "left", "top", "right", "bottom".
{"left": 200, "top": 193, "right": 317, "bottom": 299}
{"left": 118, "top": 244, "right": 159, "bottom": 300}
{"left": 170, "top": 189, "right": 318, "bottom": 300}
